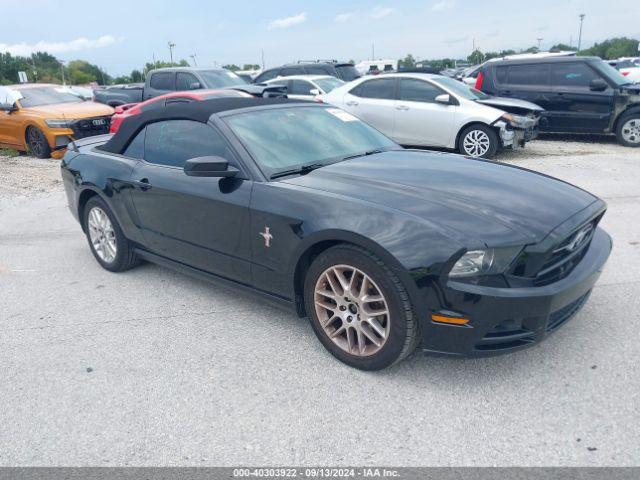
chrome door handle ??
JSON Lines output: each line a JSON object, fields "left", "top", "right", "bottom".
{"left": 133, "top": 178, "right": 152, "bottom": 191}
{"left": 346, "top": 101, "right": 359, "bottom": 107}
{"left": 396, "top": 105, "right": 409, "bottom": 111}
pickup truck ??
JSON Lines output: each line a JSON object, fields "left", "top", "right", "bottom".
{"left": 93, "top": 67, "right": 249, "bottom": 106}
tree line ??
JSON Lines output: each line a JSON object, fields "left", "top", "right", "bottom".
{"left": 1, "top": 37, "right": 638, "bottom": 86}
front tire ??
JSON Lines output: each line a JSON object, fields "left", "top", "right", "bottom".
{"left": 458, "top": 124, "right": 498, "bottom": 159}
{"left": 26, "top": 126, "right": 52, "bottom": 159}
{"left": 83, "top": 196, "right": 139, "bottom": 272}
{"left": 616, "top": 112, "right": 640, "bottom": 147}
{"left": 304, "top": 245, "right": 419, "bottom": 370}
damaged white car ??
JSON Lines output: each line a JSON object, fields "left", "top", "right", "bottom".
{"left": 322, "top": 73, "right": 543, "bottom": 159}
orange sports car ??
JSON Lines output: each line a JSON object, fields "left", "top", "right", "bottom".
{"left": 0, "top": 84, "right": 114, "bottom": 159}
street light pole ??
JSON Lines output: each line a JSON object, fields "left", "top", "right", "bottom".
{"left": 168, "top": 41, "right": 176, "bottom": 64}
{"left": 578, "top": 14, "right": 586, "bottom": 51}
{"left": 190, "top": 54, "right": 198, "bottom": 66}
{"left": 537, "top": 38, "right": 543, "bottom": 50}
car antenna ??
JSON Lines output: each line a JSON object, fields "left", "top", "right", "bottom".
{"left": 62, "top": 112, "right": 79, "bottom": 153}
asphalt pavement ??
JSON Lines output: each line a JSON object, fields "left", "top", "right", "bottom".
{"left": 1, "top": 138, "right": 639, "bottom": 466}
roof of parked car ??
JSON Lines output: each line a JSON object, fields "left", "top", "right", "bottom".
{"left": 150, "top": 67, "right": 231, "bottom": 73}
{"left": 486, "top": 56, "right": 602, "bottom": 66}
{"left": 99, "top": 97, "right": 305, "bottom": 155}
{"left": 264, "top": 75, "right": 338, "bottom": 82}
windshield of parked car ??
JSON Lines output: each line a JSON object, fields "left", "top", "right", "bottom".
{"left": 431, "top": 76, "right": 490, "bottom": 100}
{"left": 592, "top": 60, "right": 634, "bottom": 86}
{"left": 314, "top": 77, "right": 344, "bottom": 93}
{"left": 17, "top": 87, "right": 83, "bottom": 107}
{"left": 200, "top": 70, "right": 248, "bottom": 88}
{"left": 225, "top": 106, "right": 398, "bottom": 177}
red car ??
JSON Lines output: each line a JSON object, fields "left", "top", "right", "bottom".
{"left": 109, "top": 89, "right": 251, "bottom": 133}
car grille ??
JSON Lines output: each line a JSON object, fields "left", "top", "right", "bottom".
{"left": 532, "top": 220, "right": 597, "bottom": 286}
{"left": 69, "top": 116, "right": 111, "bottom": 139}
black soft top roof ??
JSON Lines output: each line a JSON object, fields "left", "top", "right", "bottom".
{"left": 99, "top": 97, "right": 297, "bottom": 154}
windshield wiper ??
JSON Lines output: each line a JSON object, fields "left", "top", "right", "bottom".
{"left": 342, "top": 149, "right": 385, "bottom": 161}
{"left": 270, "top": 163, "right": 325, "bottom": 180}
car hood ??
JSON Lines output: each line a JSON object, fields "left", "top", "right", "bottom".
{"left": 22, "top": 101, "right": 114, "bottom": 118}
{"left": 282, "top": 150, "right": 597, "bottom": 246}
{"left": 476, "top": 96, "right": 544, "bottom": 113}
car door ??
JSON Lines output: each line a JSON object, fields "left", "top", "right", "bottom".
{"left": 394, "top": 78, "right": 456, "bottom": 147}
{"left": 127, "top": 119, "right": 253, "bottom": 282}
{"left": 144, "top": 71, "right": 175, "bottom": 100}
{"left": 548, "top": 62, "right": 614, "bottom": 133}
{"left": 493, "top": 63, "right": 552, "bottom": 110}
{"left": 340, "top": 78, "right": 397, "bottom": 137}
{"left": 287, "top": 79, "right": 315, "bottom": 100}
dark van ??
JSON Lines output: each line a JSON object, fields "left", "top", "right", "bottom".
{"left": 474, "top": 56, "right": 640, "bottom": 146}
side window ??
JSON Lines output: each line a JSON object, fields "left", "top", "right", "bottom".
{"left": 124, "top": 127, "right": 146, "bottom": 159}
{"left": 398, "top": 79, "right": 444, "bottom": 103}
{"left": 495, "top": 66, "right": 508, "bottom": 84}
{"left": 290, "top": 80, "right": 314, "bottom": 95}
{"left": 351, "top": 78, "right": 396, "bottom": 100}
{"left": 280, "top": 67, "right": 302, "bottom": 76}
{"left": 149, "top": 72, "right": 174, "bottom": 91}
{"left": 505, "top": 64, "right": 549, "bottom": 86}
{"left": 143, "top": 120, "right": 235, "bottom": 168}
{"left": 306, "top": 66, "right": 331, "bottom": 75}
{"left": 176, "top": 72, "right": 199, "bottom": 91}
{"left": 550, "top": 63, "right": 599, "bottom": 88}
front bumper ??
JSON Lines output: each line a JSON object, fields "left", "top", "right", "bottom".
{"left": 496, "top": 120, "right": 539, "bottom": 149}
{"left": 419, "top": 227, "right": 612, "bottom": 356}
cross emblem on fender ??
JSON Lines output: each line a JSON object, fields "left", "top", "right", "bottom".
{"left": 259, "top": 226, "right": 273, "bottom": 247}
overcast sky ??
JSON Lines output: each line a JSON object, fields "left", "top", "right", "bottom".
{"left": 2, "top": 0, "right": 639, "bottom": 75}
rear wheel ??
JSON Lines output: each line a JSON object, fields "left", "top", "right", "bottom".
{"left": 304, "top": 244, "right": 419, "bottom": 370}
{"left": 83, "top": 196, "right": 139, "bottom": 272}
{"left": 26, "top": 126, "right": 51, "bottom": 159}
{"left": 458, "top": 124, "right": 498, "bottom": 159}
{"left": 616, "top": 112, "right": 640, "bottom": 147}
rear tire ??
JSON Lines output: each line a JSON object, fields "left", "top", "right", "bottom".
{"left": 83, "top": 196, "right": 139, "bottom": 272}
{"left": 304, "top": 244, "right": 419, "bottom": 370}
{"left": 458, "top": 124, "right": 499, "bottom": 159}
{"left": 26, "top": 126, "right": 52, "bottom": 159}
{"left": 615, "top": 112, "right": 640, "bottom": 147}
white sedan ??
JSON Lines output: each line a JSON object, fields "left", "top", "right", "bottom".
{"left": 263, "top": 75, "right": 344, "bottom": 101}
{"left": 322, "top": 73, "right": 543, "bottom": 158}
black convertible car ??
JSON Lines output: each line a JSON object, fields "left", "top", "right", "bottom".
{"left": 61, "top": 98, "right": 612, "bottom": 370}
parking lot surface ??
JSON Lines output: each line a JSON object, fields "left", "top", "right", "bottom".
{"left": 1, "top": 136, "right": 639, "bottom": 466}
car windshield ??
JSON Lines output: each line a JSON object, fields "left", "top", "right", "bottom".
{"left": 592, "top": 60, "right": 634, "bottom": 86}
{"left": 200, "top": 70, "right": 247, "bottom": 88}
{"left": 314, "top": 77, "right": 345, "bottom": 93}
{"left": 225, "top": 106, "right": 398, "bottom": 177}
{"left": 431, "top": 76, "right": 490, "bottom": 100}
{"left": 17, "top": 87, "right": 83, "bottom": 107}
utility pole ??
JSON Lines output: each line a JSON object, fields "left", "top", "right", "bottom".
{"left": 537, "top": 38, "right": 543, "bottom": 50}
{"left": 578, "top": 14, "right": 586, "bottom": 51}
{"left": 261, "top": 49, "right": 265, "bottom": 70}
{"left": 190, "top": 54, "right": 198, "bottom": 66}
{"left": 168, "top": 41, "right": 176, "bottom": 64}
{"left": 371, "top": 43, "right": 375, "bottom": 61}
{"left": 60, "top": 61, "right": 66, "bottom": 85}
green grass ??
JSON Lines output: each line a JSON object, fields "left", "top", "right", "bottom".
{"left": 0, "top": 148, "right": 20, "bottom": 158}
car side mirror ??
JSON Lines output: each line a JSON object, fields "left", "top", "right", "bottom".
{"left": 184, "top": 156, "right": 239, "bottom": 177}
{"left": 435, "top": 94, "right": 452, "bottom": 105}
{"left": 590, "top": 78, "right": 608, "bottom": 92}
{"left": 189, "top": 82, "right": 202, "bottom": 90}
{"left": 0, "top": 102, "right": 17, "bottom": 112}
{"left": 309, "top": 88, "right": 320, "bottom": 96}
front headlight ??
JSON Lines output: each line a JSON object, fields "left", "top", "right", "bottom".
{"left": 501, "top": 113, "right": 528, "bottom": 128}
{"left": 449, "top": 247, "right": 522, "bottom": 278}
{"left": 45, "top": 119, "right": 72, "bottom": 128}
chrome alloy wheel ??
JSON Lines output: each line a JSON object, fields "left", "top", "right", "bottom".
{"left": 87, "top": 206, "right": 117, "bottom": 263}
{"left": 621, "top": 119, "right": 640, "bottom": 145}
{"left": 314, "top": 265, "right": 390, "bottom": 356}
{"left": 462, "top": 129, "right": 491, "bottom": 156}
